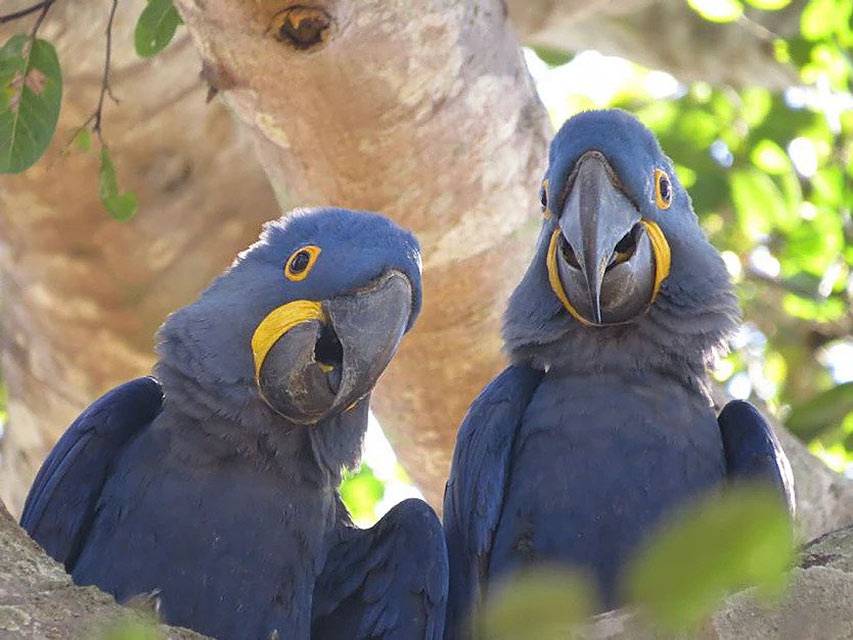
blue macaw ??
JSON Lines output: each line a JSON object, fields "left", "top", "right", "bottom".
{"left": 443, "top": 110, "right": 794, "bottom": 636}
{"left": 21, "top": 208, "right": 448, "bottom": 640}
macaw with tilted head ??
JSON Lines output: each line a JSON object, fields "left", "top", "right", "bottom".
{"left": 443, "top": 110, "right": 794, "bottom": 637}
{"left": 22, "top": 208, "right": 447, "bottom": 640}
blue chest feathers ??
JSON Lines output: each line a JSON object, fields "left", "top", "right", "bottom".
{"left": 489, "top": 372, "right": 725, "bottom": 607}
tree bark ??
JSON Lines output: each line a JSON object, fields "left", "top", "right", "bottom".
{"left": 506, "top": 0, "right": 803, "bottom": 89}
{"left": 0, "top": 500, "right": 208, "bottom": 638}
{"left": 0, "top": 1, "right": 280, "bottom": 512}
{"left": 1, "top": 0, "right": 851, "bottom": 541}
{"left": 576, "top": 524, "right": 853, "bottom": 639}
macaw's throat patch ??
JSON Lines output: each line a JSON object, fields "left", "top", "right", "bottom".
{"left": 252, "top": 300, "right": 326, "bottom": 378}
{"left": 547, "top": 220, "right": 671, "bottom": 327}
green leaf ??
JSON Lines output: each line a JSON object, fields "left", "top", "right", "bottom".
{"left": 624, "top": 485, "right": 795, "bottom": 632}
{"left": 745, "top": 0, "right": 791, "bottom": 9}
{"left": 134, "top": 0, "right": 182, "bottom": 58}
{"left": 99, "top": 147, "right": 138, "bottom": 221}
{"left": 0, "top": 35, "right": 62, "bottom": 173}
{"left": 801, "top": 0, "right": 836, "bottom": 40}
{"left": 687, "top": 0, "right": 744, "bottom": 22}
{"left": 750, "top": 139, "right": 791, "bottom": 175}
{"left": 786, "top": 382, "right": 853, "bottom": 440}
{"left": 73, "top": 128, "right": 92, "bottom": 152}
{"left": 530, "top": 46, "right": 573, "bottom": 68}
{"left": 475, "top": 567, "right": 595, "bottom": 640}
{"left": 340, "top": 464, "right": 384, "bottom": 524}
{"left": 730, "top": 169, "right": 796, "bottom": 236}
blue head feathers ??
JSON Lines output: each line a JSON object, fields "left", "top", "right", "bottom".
{"left": 504, "top": 109, "right": 739, "bottom": 387}
{"left": 156, "top": 207, "right": 422, "bottom": 425}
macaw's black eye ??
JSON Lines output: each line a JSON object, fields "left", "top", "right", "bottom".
{"left": 285, "top": 245, "right": 321, "bottom": 282}
{"left": 540, "top": 178, "right": 549, "bottom": 212}
{"left": 291, "top": 251, "right": 310, "bottom": 272}
{"left": 654, "top": 168, "right": 672, "bottom": 209}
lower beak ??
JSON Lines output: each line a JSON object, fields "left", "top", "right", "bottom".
{"left": 549, "top": 151, "right": 660, "bottom": 326}
{"left": 254, "top": 271, "right": 412, "bottom": 423}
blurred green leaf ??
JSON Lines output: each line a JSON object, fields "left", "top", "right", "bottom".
{"left": 98, "top": 616, "right": 162, "bottom": 640}
{"left": 625, "top": 485, "right": 795, "bottom": 633}
{"left": 800, "top": 0, "right": 837, "bottom": 40}
{"left": 786, "top": 382, "right": 853, "bottom": 440}
{"left": 687, "top": 0, "right": 744, "bottom": 22}
{"left": 73, "top": 128, "right": 92, "bottom": 153}
{"left": 340, "top": 464, "right": 384, "bottom": 523}
{"left": 99, "top": 147, "right": 138, "bottom": 221}
{"left": 531, "top": 46, "right": 573, "bottom": 68}
{"left": 750, "top": 139, "right": 792, "bottom": 175}
{"left": 0, "top": 35, "right": 62, "bottom": 173}
{"left": 746, "top": 0, "right": 792, "bottom": 8}
{"left": 730, "top": 169, "right": 795, "bottom": 236}
{"left": 134, "top": 0, "right": 183, "bottom": 58}
{"left": 475, "top": 567, "right": 595, "bottom": 640}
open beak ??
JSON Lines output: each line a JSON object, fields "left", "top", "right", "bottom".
{"left": 252, "top": 271, "right": 411, "bottom": 424}
{"left": 548, "top": 151, "right": 666, "bottom": 326}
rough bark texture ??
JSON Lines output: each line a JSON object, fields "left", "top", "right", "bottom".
{"left": 507, "top": 0, "right": 803, "bottom": 88}
{"left": 577, "top": 525, "right": 853, "bottom": 639}
{"left": 0, "top": 500, "right": 208, "bottom": 639}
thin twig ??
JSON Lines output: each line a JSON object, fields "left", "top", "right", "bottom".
{"left": 92, "top": 0, "right": 119, "bottom": 142}
{"left": 27, "top": 0, "right": 53, "bottom": 38}
{"left": 0, "top": 0, "right": 51, "bottom": 25}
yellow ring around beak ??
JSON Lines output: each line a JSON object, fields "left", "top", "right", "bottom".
{"left": 251, "top": 300, "right": 326, "bottom": 379}
{"left": 546, "top": 219, "right": 671, "bottom": 326}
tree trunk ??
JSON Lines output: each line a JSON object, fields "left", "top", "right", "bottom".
{"left": 1, "top": 0, "right": 851, "bottom": 541}
{"left": 0, "top": 0, "right": 281, "bottom": 513}
{"left": 506, "top": 0, "right": 802, "bottom": 89}
{"left": 0, "top": 499, "right": 208, "bottom": 638}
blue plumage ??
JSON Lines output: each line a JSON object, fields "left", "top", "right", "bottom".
{"left": 22, "top": 208, "right": 446, "bottom": 640}
{"left": 443, "top": 110, "right": 794, "bottom": 636}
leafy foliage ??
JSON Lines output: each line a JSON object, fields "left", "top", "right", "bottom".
{"left": 340, "top": 464, "right": 385, "bottom": 524}
{"left": 624, "top": 484, "right": 795, "bottom": 632}
{"left": 134, "top": 0, "right": 183, "bottom": 59}
{"left": 99, "top": 147, "right": 138, "bottom": 221}
{"left": 0, "top": 35, "right": 61, "bottom": 173}
{"left": 474, "top": 567, "right": 595, "bottom": 640}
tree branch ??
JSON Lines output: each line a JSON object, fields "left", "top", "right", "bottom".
{"left": 0, "top": 1, "right": 52, "bottom": 25}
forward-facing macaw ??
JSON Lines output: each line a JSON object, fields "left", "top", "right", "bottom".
{"left": 22, "top": 208, "right": 448, "bottom": 640}
{"left": 443, "top": 110, "right": 794, "bottom": 637}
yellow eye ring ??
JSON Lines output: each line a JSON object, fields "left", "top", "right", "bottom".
{"left": 284, "top": 245, "right": 321, "bottom": 282}
{"left": 654, "top": 168, "right": 673, "bottom": 210}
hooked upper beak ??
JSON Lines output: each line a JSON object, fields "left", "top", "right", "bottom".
{"left": 549, "top": 151, "right": 665, "bottom": 326}
{"left": 252, "top": 271, "right": 412, "bottom": 424}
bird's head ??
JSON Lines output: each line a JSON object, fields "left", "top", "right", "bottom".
{"left": 504, "top": 110, "right": 738, "bottom": 377}
{"left": 156, "top": 208, "right": 422, "bottom": 425}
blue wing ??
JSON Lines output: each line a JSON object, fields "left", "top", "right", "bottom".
{"left": 312, "top": 498, "right": 448, "bottom": 640}
{"left": 20, "top": 377, "right": 163, "bottom": 568}
{"left": 718, "top": 400, "right": 795, "bottom": 515}
{"left": 442, "top": 364, "right": 543, "bottom": 639}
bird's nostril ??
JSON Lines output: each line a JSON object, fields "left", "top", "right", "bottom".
{"left": 559, "top": 235, "right": 581, "bottom": 269}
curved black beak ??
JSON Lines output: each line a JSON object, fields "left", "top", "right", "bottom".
{"left": 255, "top": 271, "right": 412, "bottom": 424}
{"left": 554, "top": 151, "right": 656, "bottom": 325}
